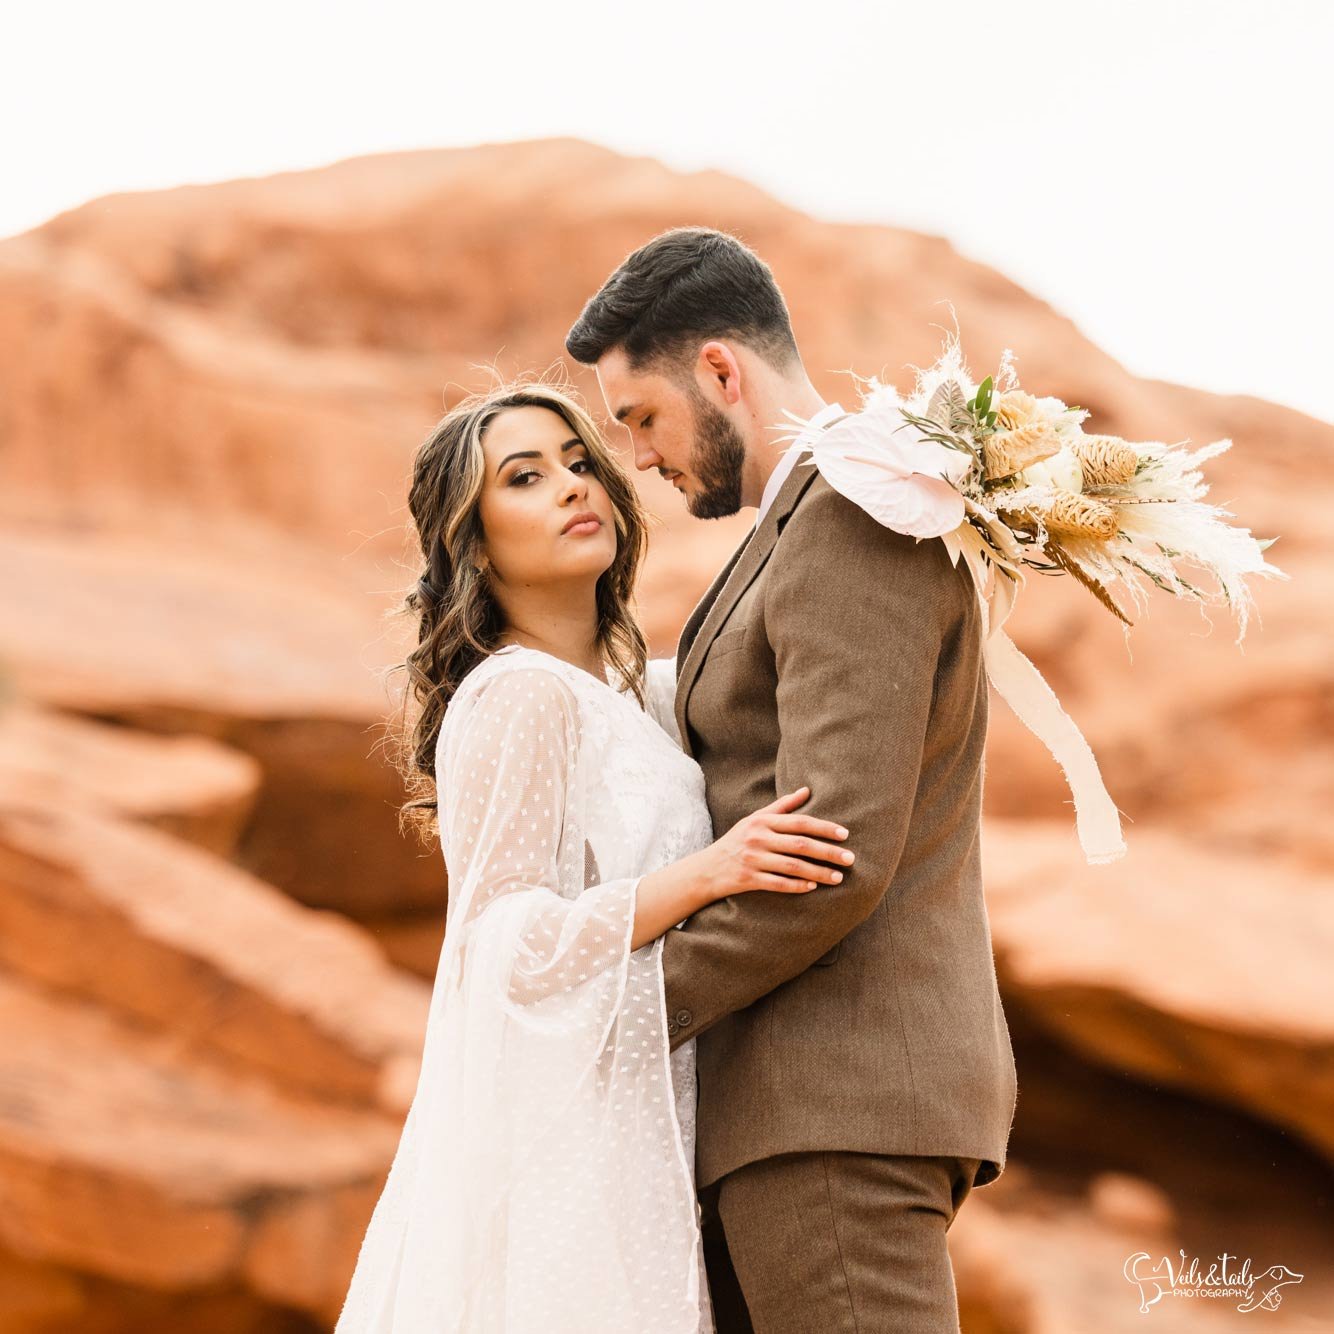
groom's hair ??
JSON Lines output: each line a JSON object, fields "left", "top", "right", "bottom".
{"left": 565, "top": 228, "right": 800, "bottom": 375}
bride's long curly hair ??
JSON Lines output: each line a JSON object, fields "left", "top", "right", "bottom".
{"left": 391, "top": 378, "right": 651, "bottom": 843}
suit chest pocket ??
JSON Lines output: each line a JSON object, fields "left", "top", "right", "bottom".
{"left": 706, "top": 625, "right": 749, "bottom": 661}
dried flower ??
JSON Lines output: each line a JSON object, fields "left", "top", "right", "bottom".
{"left": 1071, "top": 433, "right": 1139, "bottom": 487}
{"left": 983, "top": 390, "right": 1061, "bottom": 481}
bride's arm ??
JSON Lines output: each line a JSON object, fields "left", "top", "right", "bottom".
{"left": 441, "top": 664, "right": 847, "bottom": 1002}
{"left": 631, "top": 660, "right": 853, "bottom": 947}
{"left": 441, "top": 664, "right": 656, "bottom": 1008}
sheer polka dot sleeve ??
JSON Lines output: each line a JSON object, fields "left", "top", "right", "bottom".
{"left": 439, "top": 664, "right": 637, "bottom": 1007}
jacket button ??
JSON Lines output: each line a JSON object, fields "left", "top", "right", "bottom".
{"left": 675, "top": 1009, "right": 693, "bottom": 1027}
{"left": 667, "top": 1020, "right": 679, "bottom": 1037}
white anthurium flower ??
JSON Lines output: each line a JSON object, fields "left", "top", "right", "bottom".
{"left": 1019, "top": 442, "right": 1085, "bottom": 493}
{"left": 789, "top": 398, "right": 973, "bottom": 539}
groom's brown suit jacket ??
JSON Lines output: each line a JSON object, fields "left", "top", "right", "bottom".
{"left": 661, "top": 454, "right": 1018, "bottom": 1193}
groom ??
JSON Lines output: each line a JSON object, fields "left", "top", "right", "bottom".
{"left": 567, "top": 229, "right": 1017, "bottom": 1332}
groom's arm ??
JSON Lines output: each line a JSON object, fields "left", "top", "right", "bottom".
{"left": 661, "top": 480, "right": 973, "bottom": 1048}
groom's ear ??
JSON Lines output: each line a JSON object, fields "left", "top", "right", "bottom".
{"left": 697, "top": 340, "right": 744, "bottom": 407}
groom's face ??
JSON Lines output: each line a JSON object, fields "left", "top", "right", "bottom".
{"left": 596, "top": 348, "right": 747, "bottom": 520}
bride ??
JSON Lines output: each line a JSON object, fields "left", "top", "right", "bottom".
{"left": 334, "top": 381, "right": 852, "bottom": 1333}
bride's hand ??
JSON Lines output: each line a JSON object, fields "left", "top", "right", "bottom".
{"left": 632, "top": 788, "right": 854, "bottom": 945}
{"left": 693, "top": 786, "right": 854, "bottom": 902}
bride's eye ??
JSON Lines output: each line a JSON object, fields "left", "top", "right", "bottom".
{"left": 509, "top": 469, "right": 539, "bottom": 486}
{"left": 571, "top": 458, "right": 594, "bottom": 473}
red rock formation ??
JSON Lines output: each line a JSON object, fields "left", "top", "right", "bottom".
{"left": 0, "top": 802, "right": 428, "bottom": 1110}
{"left": 0, "top": 970, "right": 395, "bottom": 1325}
{"left": 0, "top": 701, "right": 260, "bottom": 854}
{"left": 984, "top": 818, "right": 1334, "bottom": 1162}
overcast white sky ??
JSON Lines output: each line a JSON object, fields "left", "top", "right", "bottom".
{"left": 6, "top": 0, "right": 1331, "bottom": 422}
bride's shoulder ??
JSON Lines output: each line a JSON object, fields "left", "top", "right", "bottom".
{"left": 445, "top": 647, "right": 586, "bottom": 731}
{"left": 436, "top": 649, "right": 586, "bottom": 775}
{"left": 453, "top": 646, "right": 580, "bottom": 703}
{"left": 642, "top": 656, "right": 681, "bottom": 739}
{"left": 644, "top": 655, "right": 678, "bottom": 695}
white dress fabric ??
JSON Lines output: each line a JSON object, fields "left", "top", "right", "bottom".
{"left": 335, "top": 646, "right": 716, "bottom": 1333}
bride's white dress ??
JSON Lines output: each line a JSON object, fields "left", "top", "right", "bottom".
{"left": 335, "top": 645, "right": 716, "bottom": 1333}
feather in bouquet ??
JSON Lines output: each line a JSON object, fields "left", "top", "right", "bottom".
{"left": 776, "top": 331, "right": 1289, "bottom": 865}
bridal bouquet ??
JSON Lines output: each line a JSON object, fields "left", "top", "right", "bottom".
{"left": 778, "top": 333, "right": 1288, "bottom": 865}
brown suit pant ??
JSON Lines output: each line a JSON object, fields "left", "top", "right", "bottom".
{"left": 700, "top": 1151, "right": 981, "bottom": 1334}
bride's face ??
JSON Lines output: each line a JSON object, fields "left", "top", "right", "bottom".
{"left": 477, "top": 406, "right": 619, "bottom": 588}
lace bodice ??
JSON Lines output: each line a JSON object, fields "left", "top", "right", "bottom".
{"left": 335, "top": 647, "right": 715, "bottom": 1333}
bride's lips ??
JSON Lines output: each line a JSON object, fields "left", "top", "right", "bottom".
{"left": 561, "top": 511, "right": 602, "bottom": 536}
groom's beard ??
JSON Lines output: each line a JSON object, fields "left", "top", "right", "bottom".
{"left": 685, "top": 390, "right": 747, "bottom": 520}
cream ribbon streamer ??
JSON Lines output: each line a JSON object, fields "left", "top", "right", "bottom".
{"left": 940, "top": 503, "right": 1127, "bottom": 864}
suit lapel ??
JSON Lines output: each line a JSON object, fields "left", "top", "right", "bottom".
{"left": 673, "top": 457, "right": 821, "bottom": 756}
{"left": 675, "top": 530, "right": 753, "bottom": 673}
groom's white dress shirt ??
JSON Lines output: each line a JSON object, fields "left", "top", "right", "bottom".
{"left": 755, "top": 401, "right": 845, "bottom": 527}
